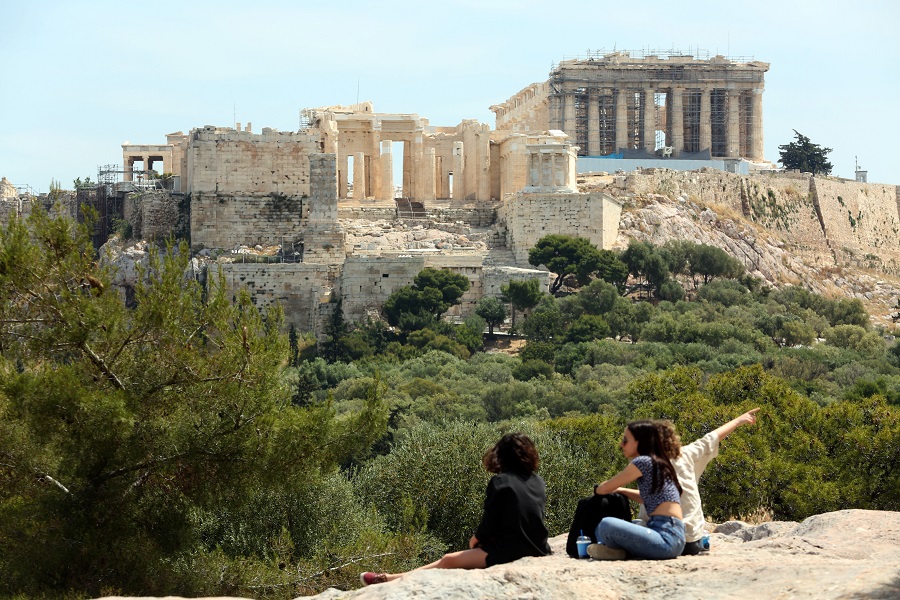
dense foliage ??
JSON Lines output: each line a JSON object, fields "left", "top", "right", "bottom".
{"left": 2, "top": 217, "right": 898, "bottom": 599}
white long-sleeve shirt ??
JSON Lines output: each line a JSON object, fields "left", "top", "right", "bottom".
{"left": 639, "top": 431, "right": 720, "bottom": 542}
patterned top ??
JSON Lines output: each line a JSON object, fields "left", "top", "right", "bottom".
{"left": 633, "top": 455, "right": 681, "bottom": 515}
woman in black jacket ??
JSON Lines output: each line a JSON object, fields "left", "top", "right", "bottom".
{"left": 360, "top": 432, "right": 551, "bottom": 586}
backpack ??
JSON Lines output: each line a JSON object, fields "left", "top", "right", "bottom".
{"left": 565, "top": 492, "right": 632, "bottom": 557}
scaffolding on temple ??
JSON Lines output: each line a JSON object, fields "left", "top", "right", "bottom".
{"left": 710, "top": 89, "right": 728, "bottom": 157}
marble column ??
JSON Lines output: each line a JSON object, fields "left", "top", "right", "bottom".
{"left": 124, "top": 157, "right": 134, "bottom": 181}
{"left": 643, "top": 88, "right": 656, "bottom": 153}
{"left": 338, "top": 153, "right": 349, "bottom": 198}
{"left": 380, "top": 140, "right": 393, "bottom": 200}
{"left": 452, "top": 141, "right": 464, "bottom": 200}
{"left": 352, "top": 152, "right": 366, "bottom": 200}
{"left": 670, "top": 87, "right": 684, "bottom": 155}
{"left": 563, "top": 92, "right": 576, "bottom": 139}
{"left": 750, "top": 88, "right": 764, "bottom": 161}
{"left": 370, "top": 131, "right": 382, "bottom": 201}
{"left": 476, "top": 130, "right": 491, "bottom": 202}
{"left": 615, "top": 88, "right": 628, "bottom": 151}
{"left": 587, "top": 88, "right": 600, "bottom": 156}
{"left": 699, "top": 88, "right": 712, "bottom": 153}
{"left": 412, "top": 135, "right": 425, "bottom": 200}
{"left": 423, "top": 147, "right": 436, "bottom": 201}
{"left": 727, "top": 90, "right": 740, "bottom": 157}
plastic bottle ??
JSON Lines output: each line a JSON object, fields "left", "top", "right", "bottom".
{"left": 576, "top": 530, "right": 591, "bottom": 558}
{"left": 700, "top": 535, "right": 711, "bottom": 551}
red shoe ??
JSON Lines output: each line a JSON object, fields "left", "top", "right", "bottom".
{"left": 360, "top": 572, "right": 388, "bottom": 586}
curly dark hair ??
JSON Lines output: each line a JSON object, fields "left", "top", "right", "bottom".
{"left": 483, "top": 432, "right": 540, "bottom": 475}
{"left": 627, "top": 420, "right": 683, "bottom": 495}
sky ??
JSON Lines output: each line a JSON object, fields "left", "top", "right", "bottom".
{"left": 2, "top": 0, "right": 898, "bottom": 194}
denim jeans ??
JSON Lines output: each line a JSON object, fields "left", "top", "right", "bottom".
{"left": 595, "top": 516, "right": 685, "bottom": 559}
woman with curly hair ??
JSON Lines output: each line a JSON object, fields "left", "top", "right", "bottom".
{"left": 588, "top": 420, "right": 686, "bottom": 560}
{"left": 360, "top": 432, "right": 551, "bottom": 586}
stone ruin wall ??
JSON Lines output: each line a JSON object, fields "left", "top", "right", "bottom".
{"left": 498, "top": 192, "right": 623, "bottom": 264}
{"left": 125, "top": 190, "right": 185, "bottom": 241}
{"left": 217, "top": 263, "right": 333, "bottom": 334}
{"left": 340, "top": 255, "right": 428, "bottom": 323}
{"left": 188, "top": 127, "right": 321, "bottom": 251}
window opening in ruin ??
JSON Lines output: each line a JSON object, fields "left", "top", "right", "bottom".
{"left": 710, "top": 89, "right": 728, "bottom": 157}
{"left": 739, "top": 90, "right": 753, "bottom": 157}
{"left": 626, "top": 89, "right": 644, "bottom": 149}
{"left": 574, "top": 87, "right": 588, "bottom": 154}
{"left": 392, "top": 141, "right": 405, "bottom": 199}
{"left": 347, "top": 154, "right": 356, "bottom": 199}
{"left": 654, "top": 92, "right": 667, "bottom": 150}
{"left": 683, "top": 89, "right": 702, "bottom": 153}
{"left": 448, "top": 172, "right": 454, "bottom": 200}
{"left": 598, "top": 91, "right": 616, "bottom": 155}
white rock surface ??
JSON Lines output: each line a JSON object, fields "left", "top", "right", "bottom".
{"left": 96, "top": 510, "right": 900, "bottom": 600}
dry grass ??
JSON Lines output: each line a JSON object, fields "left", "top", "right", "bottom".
{"left": 736, "top": 505, "right": 776, "bottom": 525}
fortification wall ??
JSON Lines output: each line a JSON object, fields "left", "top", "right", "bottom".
{"left": 740, "top": 173, "right": 830, "bottom": 266}
{"left": 340, "top": 255, "right": 426, "bottom": 322}
{"left": 624, "top": 168, "right": 746, "bottom": 210}
{"left": 218, "top": 263, "right": 333, "bottom": 334}
{"left": 423, "top": 254, "right": 484, "bottom": 317}
{"left": 813, "top": 178, "right": 900, "bottom": 274}
{"left": 498, "top": 192, "right": 623, "bottom": 263}
{"left": 191, "top": 193, "right": 308, "bottom": 250}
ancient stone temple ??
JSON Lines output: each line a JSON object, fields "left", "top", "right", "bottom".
{"left": 492, "top": 50, "right": 768, "bottom": 162}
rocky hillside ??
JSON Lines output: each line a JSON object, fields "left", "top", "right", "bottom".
{"left": 579, "top": 172, "right": 900, "bottom": 329}
{"left": 96, "top": 509, "right": 900, "bottom": 600}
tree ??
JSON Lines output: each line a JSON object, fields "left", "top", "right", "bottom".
{"left": 413, "top": 267, "right": 470, "bottom": 317}
{"left": 620, "top": 239, "right": 654, "bottom": 297}
{"left": 528, "top": 234, "right": 602, "bottom": 294}
{"left": 579, "top": 248, "right": 629, "bottom": 292}
{"left": 689, "top": 244, "right": 744, "bottom": 285}
{"left": 778, "top": 130, "right": 833, "bottom": 175}
{"left": 320, "top": 298, "right": 350, "bottom": 363}
{"left": 474, "top": 296, "right": 506, "bottom": 337}
{"left": 522, "top": 295, "right": 562, "bottom": 342}
{"left": 0, "top": 209, "right": 388, "bottom": 595}
{"left": 501, "top": 278, "right": 543, "bottom": 330}
{"left": 384, "top": 268, "right": 470, "bottom": 329}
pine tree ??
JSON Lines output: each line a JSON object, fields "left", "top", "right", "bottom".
{"left": 778, "top": 130, "right": 833, "bottom": 175}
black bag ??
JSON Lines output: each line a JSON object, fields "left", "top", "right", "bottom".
{"left": 565, "top": 492, "right": 632, "bottom": 557}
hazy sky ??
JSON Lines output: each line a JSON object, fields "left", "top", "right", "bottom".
{"left": 2, "top": 0, "right": 898, "bottom": 193}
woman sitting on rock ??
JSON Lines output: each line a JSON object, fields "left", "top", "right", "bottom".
{"left": 589, "top": 420, "right": 686, "bottom": 560}
{"left": 360, "top": 432, "right": 551, "bottom": 586}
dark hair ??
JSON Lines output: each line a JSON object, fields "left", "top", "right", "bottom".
{"left": 483, "top": 432, "right": 540, "bottom": 475}
{"left": 626, "top": 420, "right": 682, "bottom": 495}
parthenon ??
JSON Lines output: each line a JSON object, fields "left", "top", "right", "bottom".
{"left": 492, "top": 50, "right": 769, "bottom": 162}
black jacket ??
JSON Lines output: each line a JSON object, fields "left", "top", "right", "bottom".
{"left": 474, "top": 472, "right": 551, "bottom": 566}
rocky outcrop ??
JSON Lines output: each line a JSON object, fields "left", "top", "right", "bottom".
{"left": 96, "top": 509, "right": 900, "bottom": 600}
{"left": 302, "top": 509, "right": 900, "bottom": 599}
{"left": 611, "top": 191, "right": 900, "bottom": 329}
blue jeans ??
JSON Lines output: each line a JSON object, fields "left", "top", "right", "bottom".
{"left": 595, "top": 516, "right": 685, "bottom": 559}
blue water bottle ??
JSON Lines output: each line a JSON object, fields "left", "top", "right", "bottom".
{"left": 576, "top": 530, "right": 591, "bottom": 558}
{"left": 700, "top": 535, "right": 710, "bottom": 551}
